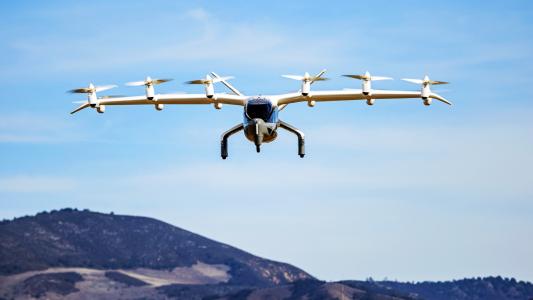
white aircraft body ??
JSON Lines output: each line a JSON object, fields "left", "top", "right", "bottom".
{"left": 69, "top": 71, "right": 451, "bottom": 159}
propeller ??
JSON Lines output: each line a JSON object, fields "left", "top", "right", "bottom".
{"left": 186, "top": 74, "right": 234, "bottom": 98}
{"left": 342, "top": 71, "right": 392, "bottom": 96}
{"left": 282, "top": 69, "right": 329, "bottom": 84}
{"left": 125, "top": 76, "right": 172, "bottom": 87}
{"left": 126, "top": 76, "right": 172, "bottom": 100}
{"left": 67, "top": 83, "right": 117, "bottom": 112}
{"left": 185, "top": 75, "right": 234, "bottom": 85}
{"left": 402, "top": 75, "right": 451, "bottom": 106}
{"left": 282, "top": 69, "right": 328, "bottom": 96}
{"left": 68, "top": 83, "right": 117, "bottom": 94}
{"left": 402, "top": 75, "right": 449, "bottom": 86}
{"left": 343, "top": 71, "right": 392, "bottom": 82}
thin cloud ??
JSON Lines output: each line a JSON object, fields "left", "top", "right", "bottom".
{"left": 0, "top": 176, "right": 78, "bottom": 193}
{"left": 0, "top": 113, "right": 87, "bottom": 143}
{"left": 4, "top": 7, "right": 343, "bottom": 75}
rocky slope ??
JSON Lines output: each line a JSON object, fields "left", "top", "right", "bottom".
{"left": 0, "top": 209, "right": 311, "bottom": 287}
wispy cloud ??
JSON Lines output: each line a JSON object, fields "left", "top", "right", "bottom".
{"left": 0, "top": 113, "right": 87, "bottom": 143}
{"left": 38, "top": 117, "right": 532, "bottom": 202}
{"left": 0, "top": 176, "right": 77, "bottom": 193}
{"left": 308, "top": 121, "right": 533, "bottom": 194}
{"left": 3, "top": 7, "right": 343, "bottom": 76}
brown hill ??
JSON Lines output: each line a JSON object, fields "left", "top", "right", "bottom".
{"left": 0, "top": 208, "right": 312, "bottom": 287}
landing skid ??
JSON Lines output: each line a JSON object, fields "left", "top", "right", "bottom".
{"left": 220, "top": 123, "right": 244, "bottom": 159}
{"left": 220, "top": 121, "right": 305, "bottom": 159}
{"left": 279, "top": 120, "right": 305, "bottom": 158}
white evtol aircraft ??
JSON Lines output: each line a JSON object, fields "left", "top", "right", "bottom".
{"left": 69, "top": 70, "right": 451, "bottom": 159}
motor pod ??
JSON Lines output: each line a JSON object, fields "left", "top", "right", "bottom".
{"left": 205, "top": 81, "right": 214, "bottom": 98}
{"left": 421, "top": 84, "right": 431, "bottom": 100}
{"left": 301, "top": 79, "right": 311, "bottom": 96}
{"left": 146, "top": 84, "right": 155, "bottom": 100}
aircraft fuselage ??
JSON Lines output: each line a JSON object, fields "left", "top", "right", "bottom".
{"left": 243, "top": 97, "right": 279, "bottom": 145}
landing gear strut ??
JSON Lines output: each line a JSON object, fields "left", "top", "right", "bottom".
{"left": 253, "top": 120, "right": 263, "bottom": 153}
{"left": 279, "top": 120, "right": 305, "bottom": 158}
{"left": 221, "top": 121, "right": 305, "bottom": 159}
{"left": 220, "top": 123, "right": 244, "bottom": 159}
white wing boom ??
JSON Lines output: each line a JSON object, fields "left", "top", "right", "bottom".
{"left": 69, "top": 74, "right": 247, "bottom": 114}
{"left": 96, "top": 93, "right": 245, "bottom": 106}
{"left": 70, "top": 93, "right": 246, "bottom": 114}
{"left": 69, "top": 72, "right": 451, "bottom": 114}
{"left": 274, "top": 89, "right": 452, "bottom": 106}
{"left": 275, "top": 72, "right": 451, "bottom": 107}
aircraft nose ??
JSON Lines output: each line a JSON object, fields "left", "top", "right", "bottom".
{"left": 252, "top": 119, "right": 266, "bottom": 146}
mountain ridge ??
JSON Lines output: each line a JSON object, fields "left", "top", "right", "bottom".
{"left": 0, "top": 208, "right": 312, "bottom": 287}
{"left": 1, "top": 209, "right": 532, "bottom": 300}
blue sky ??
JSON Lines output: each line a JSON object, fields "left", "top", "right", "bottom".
{"left": 1, "top": 0, "right": 533, "bottom": 282}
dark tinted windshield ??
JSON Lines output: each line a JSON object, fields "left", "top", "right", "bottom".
{"left": 246, "top": 102, "right": 273, "bottom": 121}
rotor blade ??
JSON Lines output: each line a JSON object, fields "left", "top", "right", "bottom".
{"left": 282, "top": 75, "right": 304, "bottom": 81}
{"left": 211, "top": 72, "right": 243, "bottom": 96}
{"left": 342, "top": 74, "right": 367, "bottom": 80}
{"left": 371, "top": 76, "right": 393, "bottom": 81}
{"left": 430, "top": 80, "right": 449, "bottom": 85}
{"left": 70, "top": 103, "right": 91, "bottom": 114}
{"left": 402, "top": 78, "right": 424, "bottom": 84}
{"left": 68, "top": 88, "right": 92, "bottom": 93}
{"left": 185, "top": 79, "right": 209, "bottom": 84}
{"left": 310, "top": 69, "right": 327, "bottom": 84}
{"left": 125, "top": 81, "right": 146, "bottom": 86}
{"left": 72, "top": 100, "right": 88, "bottom": 104}
{"left": 153, "top": 78, "right": 173, "bottom": 85}
{"left": 314, "top": 69, "right": 326, "bottom": 78}
{"left": 211, "top": 76, "right": 234, "bottom": 83}
{"left": 94, "top": 85, "right": 117, "bottom": 92}
{"left": 310, "top": 76, "right": 329, "bottom": 82}
{"left": 99, "top": 95, "right": 125, "bottom": 99}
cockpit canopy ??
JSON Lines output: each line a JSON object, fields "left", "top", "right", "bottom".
{"left": 245, "top": 98, "right": 273, "bottom": 121}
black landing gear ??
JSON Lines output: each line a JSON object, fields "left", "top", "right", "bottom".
{"left": 279, "top": 120, "right": 305, "bottom": 158}
{"left": 220, "top": 123, "right": 244, "bottom": 160}
{"left": 220, "top": 120, "right": 306, "bottom": 159}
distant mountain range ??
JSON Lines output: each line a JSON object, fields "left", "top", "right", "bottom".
{"left": 1, "top": 209, "right": 532, "bottom": 300}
